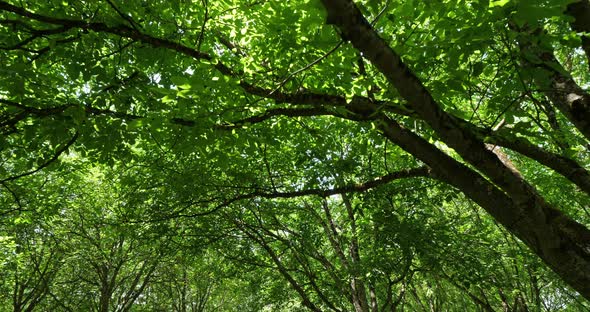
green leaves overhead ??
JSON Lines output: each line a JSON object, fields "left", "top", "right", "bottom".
{"left": 1, "top": 0, "right": 590, "bottom": 310}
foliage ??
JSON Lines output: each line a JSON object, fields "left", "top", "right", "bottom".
{"left": 1, "top": 0, "right": 590, "bottom": 310}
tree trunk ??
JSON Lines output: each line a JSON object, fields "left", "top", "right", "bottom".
{"left": 319, "top": 0, "right": 590, "bottom": 300}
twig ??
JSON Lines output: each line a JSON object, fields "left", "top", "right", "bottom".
{"left": 104, "top": 0, "right": 142, "bottom": 30}
{"left": 196, "top": 0, "right": 208, "bottom": 52}
{"left": 269, "top": 41, "right": 343, "bottom": 95}
{"left": 0, "top": 181, "right": 23, "bottom": 214}
{"left": 0, "top": 131, "right": 79, "bottom": 183}
{"left": 269, "top": 0, "right": 390, "bottom": 95}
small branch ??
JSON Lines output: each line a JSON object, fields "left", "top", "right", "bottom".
{"left": 214, "top": 107, "right": 338, "bottom": 129}
{"left": 270, "top": 41, "right": 344, "bottom": 95}
{"left": 269, "top": 0, "right": 389, "bottom": 95}
{"left": 104, "top": 0, "right": 142, "bottom": 30}
{"left": 0, "top": 25, "right": 72, "bottom": 51}
{"left": 101, "top": 70, "right": 140, "bottom": 93}
{"left": 196, "top": 0, "right": 208, "bottom": 52}
{"left": 0, "top": 181, "right": 23, "bottom": 215}
{"left": 28, "top": 35, "right": 80, "bottom": 62}
{"left": 214, "top": 30, "right": 245, "bottom": 56}
{"left": 0, "top": 131, "right": 78, "bottom": 183}
{"left": 158, "top": 166, "right": 431, "bottom": 221}
{"left": 0, "top": 1, "right": 415, "bottom": 117}
{"left": 261, "top": 144, "right": 277, "bottom": 192}
{"left": 370, "top": 0, "right": 390, "bottom": 26}
{"left": 0, "top": 1, "right": 210, "bottom": 60}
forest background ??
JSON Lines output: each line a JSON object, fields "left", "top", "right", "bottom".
{"left": 1, "top": 0, "right": 590, "bottom": 310}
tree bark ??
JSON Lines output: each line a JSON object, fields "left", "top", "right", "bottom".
{"left": 514, "top": 25, "right": 590, "bottom": 143}
{"left": 320, "top": 0, "right": 590, "bottom": 300}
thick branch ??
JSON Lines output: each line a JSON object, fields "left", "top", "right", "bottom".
{"left": 462, "top": 122, "right": 590, "bottom": 195}
{"left": 320, "top": 0, "right": 590, "bottom": 298}
{"left": 537, "top": 55, "right": 590, "bottom": 142}
{"left": 376, "top": 115, "right": 521, "bottom": 230}
{"left": 515, "top": 26, "right": 590, "bottom": 142}
{"left": 321, "top": 0, "right": 545, "bottom": 204}
{"left": 0, "top": 2, "right": 415, "bottom": 119}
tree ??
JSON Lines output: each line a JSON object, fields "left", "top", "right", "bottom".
{"left": 0, "top": 169, "right": 69, "bottom": 312}
{"left": 218, "top": 165, "right": 589, "bottom": 311}
{"left": 0, "top": 217, "right": 64, "bottom": 312}
{"left": 52, "top": 182, "right": 163, "bottom": 312}
{"left": 1, "top": 0, "right": 590, "bottom": 307}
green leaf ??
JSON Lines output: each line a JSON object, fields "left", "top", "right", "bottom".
{"left": 489, "top": 0, "right": 510, "bottom": 8}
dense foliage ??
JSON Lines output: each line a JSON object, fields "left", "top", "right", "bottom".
{"left": 1, "top": 0, "right": 590, "bottom": 310}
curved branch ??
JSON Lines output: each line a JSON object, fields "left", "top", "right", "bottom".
{"left": 319, "top": 0, "right": 590, "bottom": 298}
{"left": 257, "top": 166, "right": 431, "bottom": 198}
{"left": 154, "top": 166, "right": 431, "bottom": 221}
{"left": 0, "top": 1, "right": 210, "bottom": 60}
{"left": 0, "top": 130, "right": 78, "bottom": 183}
{"left": 0, "top": 25, "right": 72, "bottom": 50}
{"left": 483, "top": 129, "right": 590, "bottom": 195}
{"left": 0, "top": 1, "right": 415, "bottom": 117}
{"left": 7, "top": 96, "right": 588, "bottom": 198}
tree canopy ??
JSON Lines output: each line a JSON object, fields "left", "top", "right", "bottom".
{"left": 1, "top": 0, "right": 590, "bottom": 310}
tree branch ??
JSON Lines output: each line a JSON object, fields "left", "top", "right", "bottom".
{"left": 0, "top": 130, "right": 78, "bottom": 183}
{"left": 153, "top": 166, "right": 431, "bottom": 221}
{"left": 320, "top": 0, "right": 590, "bottom": 299}
{"left": 514, "top": 24, "right": 590, "bottom": 142}
{"left": 104, "top": 0, "right": 142, "bottom": 31}
{"left": 482, "top": 128, "right": 590, "bottom": 195}
{"left": 0, "top": 1, "right": 416, "bottom": 118}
